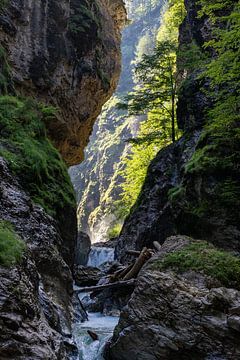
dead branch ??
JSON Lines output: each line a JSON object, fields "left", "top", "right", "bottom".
{"left": 75, "top": 279, "right": 136, "bottom": 293}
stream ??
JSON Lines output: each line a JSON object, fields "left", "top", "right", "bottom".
{"left": 73, "top": 247, "right": 118, "bottom": 360}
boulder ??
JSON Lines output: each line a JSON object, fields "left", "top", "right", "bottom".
{"left": 75, "top": 232, "right": 91, "bottom": 266}
{"left": 74, "top": 265, "right": 103, "bottom": 287}
{"left": 109, "top": 236, "right": 240, "bottom": 360}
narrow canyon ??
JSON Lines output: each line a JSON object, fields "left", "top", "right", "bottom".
{"left": 0, "top": 0, "right": 239, "bottom": 359}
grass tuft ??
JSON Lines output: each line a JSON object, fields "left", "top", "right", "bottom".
{"left": 152, "top": 241, "right": 240, "bottom": 289}
{"left": 0, "top": 221, "right": 26, "bottom": 267}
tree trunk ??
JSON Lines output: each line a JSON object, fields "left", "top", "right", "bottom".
{"left": 123, "top": 247, "right": 152, "bottom": 281}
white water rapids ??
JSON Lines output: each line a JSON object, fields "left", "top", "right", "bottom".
{"left": 73, "top": 246, "right": 118, "bottom": 360}
{"left": 87, "top": 247, "right": 115, "bottom": 268}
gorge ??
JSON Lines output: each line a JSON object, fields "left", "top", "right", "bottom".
{"left": 0, "top": 0, "right": 240, "bottom": 359}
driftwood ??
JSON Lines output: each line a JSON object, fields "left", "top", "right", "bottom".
{"left": 76, "top": 279, "right": 136, "bottom": 293}
{"left": 87, "top": 330, "right": 98, "bottom": 341}
{"left": 110, "top": 262, "right": 135, "bottom": 282}
{"left": 126, "top": 250, "right": 141, "bottom": 256}
{"left": 75, "top": 247, "right": 154, "bottom": 296}
{"left": 123, "top": 247, "right": 152, "bottom": 281}
{"left": 153, "top": 241, "right": 162, "bottom": 252}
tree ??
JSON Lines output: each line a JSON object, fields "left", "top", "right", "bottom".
{"left": 118, "top": 40, "right": 180, "bottom": 143}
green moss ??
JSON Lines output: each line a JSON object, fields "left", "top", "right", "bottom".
{"left": 0, "top": 0, "right": 8, "bottom": 10}
{"left": 152, "top": 241, "right": 240, "bottom": 289}
{"left": 0, "top": 96, "right": 75, "bottom": 217}
{"left": 168, "top": 185, "right": 186, "bottom": 202}
{"left": 0, "top": 220, "right": 26, "bottom": 267}
{"left": 107, "top": 223, "right": 122, "bottom": 239}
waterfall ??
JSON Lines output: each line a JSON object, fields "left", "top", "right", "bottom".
{"left": 87, "top": 247, "right": 115, "bottom": 268}
{"left": 73, "top": 246, "right": 118, "bottom": 360}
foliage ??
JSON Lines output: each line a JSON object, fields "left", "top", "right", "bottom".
{"left": 0, "top": 96, "right": 75, "bottom": 217}
{"left": 0, "top": 0, "right": 8, "bottom": 11}
{"left": 183, "top": 1, "right": 240, "bottom": 220}
{"left": 117, "top": 0, "right": 186, "bottom": 213}
{"left": 107, "top": 223, "right": 122, "bottom": 239}
{"left": 153, "top": 241, "right": 240, "bottom": 289}
{"left": 0, "top": 221, "right": 26, "bottom": 267}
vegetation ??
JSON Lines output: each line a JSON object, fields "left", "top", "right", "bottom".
{"left": 152, "top": 241, "right": 240, "bottom": 289}
{"left": 179, "top": 0, "right": 240, "bottom": 222}
{"left": 117, "top": 0, "right": 186, "bottom": 214}
{"left": 0, "top": 96, "right": 75, "bottom": 217}
{"left": 107, "top": 223, "right": 122, "bottom": 239}
{"left": 0, "top": 221, "right": 26, "bottom": 267}
{"left": 0, "top": 0, "right": 8, "bottom": 11}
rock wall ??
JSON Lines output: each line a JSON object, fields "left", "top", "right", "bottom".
{"left": 0, "top": 0, "right": 126, "bottom": 165}
{"left": 0, "top": 158, "right": 75, "bottom": 359}
{"left": 115, "top": 0, "right": 240, "bottom": 261}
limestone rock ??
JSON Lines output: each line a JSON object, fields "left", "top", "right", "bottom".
{"left": 109, "top": 236, "right": 240, "bottom": 360}
{"left": 0, "top": 0, "right": 127, "bottom": 165}
{"left": 74, "top": 265, "right": 103, "bottom": 287}
{"left": 0, "top": 157, "right": 75, "bottom": 358}
{"left": 75, "top": 231, "right": 91, "bottom": 266}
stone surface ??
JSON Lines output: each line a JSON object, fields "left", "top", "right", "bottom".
{"left": 109, "top": 236, "right": 240, "bottom": 360}
{"left": 74, "top": 265, "right": 103, "bottom": 287}
{"left": 0, "top": 0, "right": 127, "bottom": 165}
{"left": 0, "top": 157, "right": 76, "bottom": 359}
{"left": 75, "top": 231, "right": 91, "bottom": 266}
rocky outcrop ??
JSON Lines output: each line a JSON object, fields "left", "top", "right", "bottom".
{"left": 74, "top": 265, "right": 103, "bottom": 287}
{"left": 75, "top": 231, "right": 91, "bottom": 266}
{"left": 109, "top": 236, "right": 240, "bottom": 360}
{"left": 0, "top": 0, "right": 127, "bottom": 165}
{"left": 0, "top": 157, "right": 76, "bottom": 359}
{"left": 115, "top": 0, "right": 240, "bottom": 261}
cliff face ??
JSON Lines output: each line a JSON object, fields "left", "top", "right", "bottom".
{"left": 0, "top": 0, "right": 126, "bottom": 165}
{"left": 70, "top": 1, "right": 163, "bottom": 241}
{"left": 115, "top": 0, "right": 240, "bottom": 261}
{"left": 0, "top": 0, "right": 126, "bottom": 358}
{"left": 109, "top": 1, "right": 240, "bottom": 358}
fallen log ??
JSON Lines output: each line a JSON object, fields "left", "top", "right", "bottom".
{"left": 126, "top": 250, "right": 141, "bottom": 256}
{"left": 123, "top": 247, "right": 152, "bottom": 281}
{"left": 87, "top": 330, "right": 98, "bottom": 341}
{"left": 110, "top": 262, "right": 135, "bottom": 282}
{"left": 75, "top": 279, "right": 136, "bottom": 293}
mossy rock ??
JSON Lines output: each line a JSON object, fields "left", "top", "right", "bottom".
{"left": 0, "top": 220, "right": 26, "bottom": 267}
{"left": 152, "top": 240, "right": 240, "bottom": 290}
{"left": 0, "top": 95, "right": 76, "bottom": 218}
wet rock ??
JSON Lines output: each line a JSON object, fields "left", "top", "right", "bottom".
{"left": 0, "top": 157, "right": 75, "bottom": 358}
{"left": 75, "top": 232, "right": 91, "bottom": 266}
{"left": 109, "top": 236, "right": 240, "bottom": 360}
{"left": 74, "top": 265, "right": 103, "bottom": 287}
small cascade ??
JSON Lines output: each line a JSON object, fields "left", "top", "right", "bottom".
{"left": 87, "top": 247, "right": 115, "bottom": 268}
{"left": 73, "top": 246, "right": 118, "bottom": 360}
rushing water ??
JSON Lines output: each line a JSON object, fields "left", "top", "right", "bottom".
{"left": 87, "top": 247, "right": 115, "bottom": 268}
{"left": 73, "top": 247, "right": 118, "bottom": 360}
